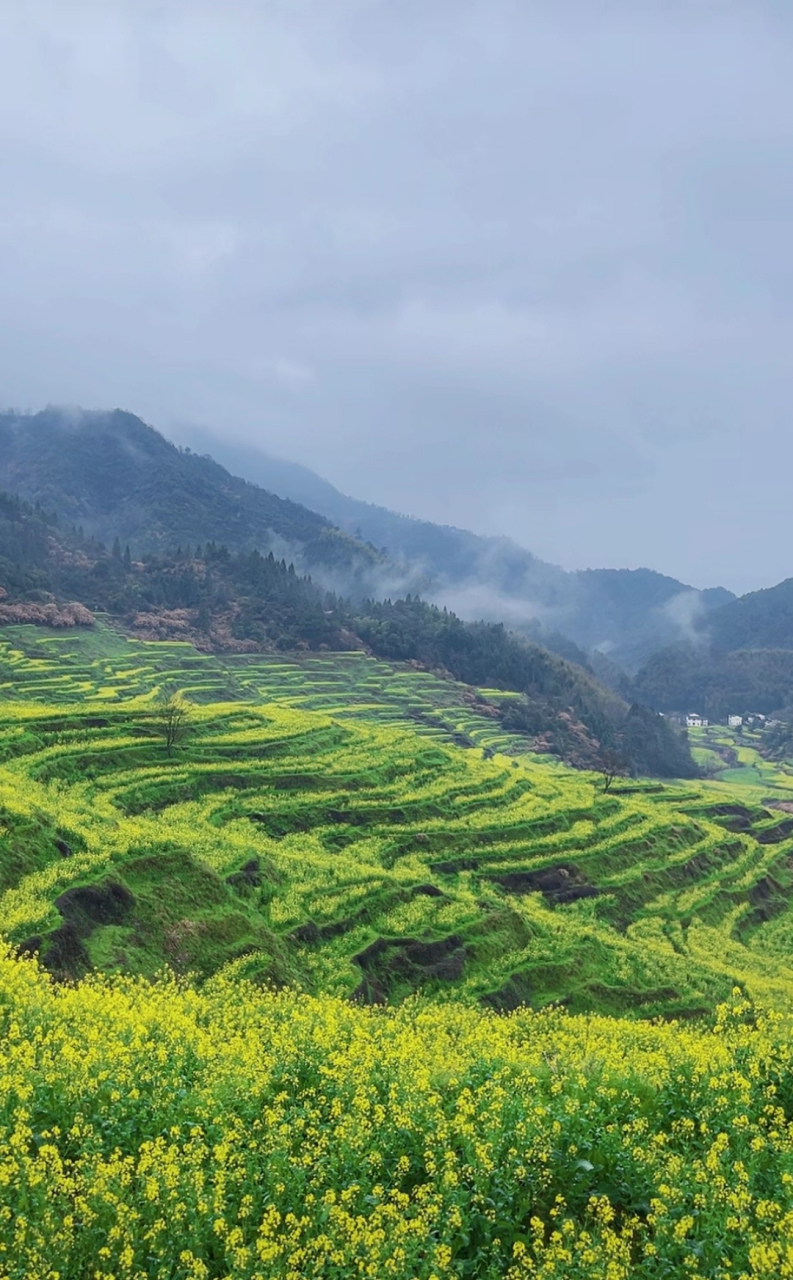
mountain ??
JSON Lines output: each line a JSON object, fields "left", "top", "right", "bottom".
{"left": 0, "top": 489, "right": 695, "bottom": 777}
{"left": 0, "top": 406, "right": 737, "bottom": 672}
{"left": 180, "top": 427, "right": 734, "bottom": 668}
{"left": 707, "top": 578, "right": 793, "bottom": 653}
{"left": 0, "top": 407, "right": 387, "bottom": 590}
{"left": 633, "top": 643, "right": 793, "bottom": 720}
{"left": 631, "top": 580, "right": 793, "bottom": 719}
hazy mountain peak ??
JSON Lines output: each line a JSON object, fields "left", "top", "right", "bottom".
{"left": 176, "top": 422, "right": 735, "bottom": 669}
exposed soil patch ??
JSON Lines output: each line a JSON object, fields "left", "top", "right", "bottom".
{"left": 249, "top": 810, "right": 313, "bottom": 838}
{"left": 16, "top": 934, "right": 43, "bottom": 958}
{"left": 755, "top": 819, "right": 793, "bottom": 845}
{"left": 707, "top": 803, "right": 755, "bottom": 832}
{"left": 290, "top": 918, "right": 349, "bottom": 945}
{"left": 40, "top": 923, "right": 92, "bottom": 979}
{"left": 746, "top": 875, "right": 789, "bottom": 924}
{"left": 481, "top": 971, "right": 534, "bottom": 1012}
{"left": 37, "top": 880, "right": 136, "bottom": 981}
{"left": 710, "top": 744, "right": 741, "bottom": 770}
{"left": 430, "top": 857, "right": 480, "bottom": 875}
{"left": 56, "top": 881, "right": 135, "bottom": 929}
{"left": 352, "top": 933, "right": 467, "bottom": 1004}
{"left": 680, "top": 850, "right": 724, "bottom": 880}
{"left": 226, "top": 858, "right": 262, "bottom": 891}
{"left": 489, "top": 863, "right": 599, "bottom": 906}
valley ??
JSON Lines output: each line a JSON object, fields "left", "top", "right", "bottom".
{"left": 3, "top": 0, "right": 793, "bottom": 1265}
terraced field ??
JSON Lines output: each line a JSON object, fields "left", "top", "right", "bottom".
{"left": 690, "top": 723, "right": 793, "bottom": 796}
{"left": 0, "top": 623, "right": 529, "bottom": 752}
{"left": 1, "top": 623, "right": 793, "bottom": 1018}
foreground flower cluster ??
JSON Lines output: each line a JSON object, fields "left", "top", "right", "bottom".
{"left": 1, "top": 950, "right": 793, "bottom": 1280}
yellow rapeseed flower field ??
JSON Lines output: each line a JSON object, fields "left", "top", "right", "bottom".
{"left": 1, "top": 952, "right": 793, "bottom": 1279}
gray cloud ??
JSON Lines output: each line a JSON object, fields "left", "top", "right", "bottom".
{"left": 0, "top": 1, "right": 792, "bottom": 593}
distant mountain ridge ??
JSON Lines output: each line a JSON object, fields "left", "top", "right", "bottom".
{"left": 707, "top": 578, "right": 793, "bottom": 653}
{"left": 180, "top": 427, "right": 734, "bottom": 669}
{"left": 631, "top": 578, "right": 793, "bottom": 720}
{"left": 0, "top": 407, "right": 737, "bottom": 672}
{"left": 0, "top": 407, "right": 388, "bottom": 592}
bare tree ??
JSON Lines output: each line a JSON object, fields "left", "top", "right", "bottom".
{"left": 153, "top": 690, "right": 193, "bottom": 754}
{"left": 599, "top": 747, "right": 627, "bottom": 794}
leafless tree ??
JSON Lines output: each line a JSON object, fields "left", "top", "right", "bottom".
{"left": 599, "top": 748, "right": 626, "bottom": 794}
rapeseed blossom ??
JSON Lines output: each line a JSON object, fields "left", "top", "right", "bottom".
{"left": 1, "top": 956, "right": 793, "bottom": 1279}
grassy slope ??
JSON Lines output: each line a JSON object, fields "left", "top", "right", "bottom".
{"left": 2, "top": 624, "right": 793, "bottom": 1020}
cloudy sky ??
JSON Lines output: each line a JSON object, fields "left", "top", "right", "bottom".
{"left": 0, "top": 1, "right": 792, "bottom": 593}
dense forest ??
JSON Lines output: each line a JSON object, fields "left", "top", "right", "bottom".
{"left": 0, "top": 491, "right": 694, "bottom": 777}
{"left": 0, "top": 407, "right": 387, "bottom": 586}
{"left": 633, "top": 643, "right": 793, "bottom": 719}
{"left": 628, "top": 577, "right": 793, "bottom": 719}
{"left": 706, "top": 577, "right": 793, "bottom": 652}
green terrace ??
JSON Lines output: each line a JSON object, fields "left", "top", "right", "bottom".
{"left": 1, "top": 622, "right": 793, "bottom": 1018}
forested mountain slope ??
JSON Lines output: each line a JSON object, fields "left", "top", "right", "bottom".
{"left": 0, "top": 407, "right": 385, "bottom": 587}
{"left": 633, "top": 644, "right": 793, "bottom": 720}
{"left": 707, "top": 577, "right": 793, "bottom": 652}
{"left": 181, "top": 426, "right": 734, "bottom": 667}
{"left": 0, "top": 406, "right": 739, "bottom": 670}
{"left": 631, "top": 581, "right": 793, "bottom": 718}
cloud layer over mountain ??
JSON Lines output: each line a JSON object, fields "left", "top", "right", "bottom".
{"left": 1, "top": 1, "right": 792, "bottom": 591}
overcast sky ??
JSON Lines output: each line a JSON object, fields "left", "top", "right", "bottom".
{"left": 1, "top": 2, "right": 792, "bottom": 593}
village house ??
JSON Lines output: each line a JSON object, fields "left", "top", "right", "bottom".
{"left": 728, "top": 715, "right": 743, "bottom": 728}
{"left": 686, "top": 713, "right": 708, "bottom": 728}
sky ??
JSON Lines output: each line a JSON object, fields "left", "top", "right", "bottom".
{"left": 0, "top": 1, "right": 792, "bottom": 594}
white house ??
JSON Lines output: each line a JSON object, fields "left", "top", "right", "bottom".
{"left": 728, "top": 715, "right": 743, "bottom": 728}
{"left": 686, "top": 713, "right": 707, "bottom": 728}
